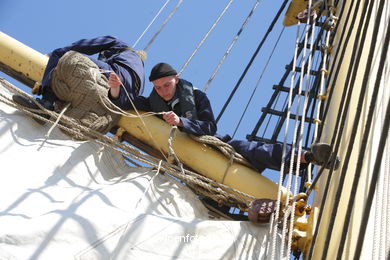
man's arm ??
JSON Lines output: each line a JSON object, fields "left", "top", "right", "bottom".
{"left": 42, "top": 36, "right": 127, "bottom": 90}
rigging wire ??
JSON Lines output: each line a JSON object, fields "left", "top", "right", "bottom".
{"left": 143, "top": 0, "right": 185, "bottom": 52}
{"left": 308, "top": 0, "right": 375, "bottom": 257}
{"left": 260, "top": 26, "right": 308, "bottom": 140}
{"left": 335, "top": 4, "right": 388, "bottom": 259}
{"left": 270, "top": 18, "right": 302, "bottom": 260}
{"left": 286, "top": 7, "right": 317, "bottom": 256}
{"left": 202, "top": 0, "right": 261, "bottom": 92}
{"left": 248, "top": 23, "right": 318, "bottom": 140}
{"left": 319, "top": 0, "right": 379, "bottom": 257}
{"left": 132, "top": 0, "right": 171, "bottom": 48}
{"left": 354, "top": 89, "right": 390, "bottom": 260}
{"left": 306, "top": 0, "right": 357, "bottom": 257}
{"left": 178, "top": 0, "right": 235, "bottom": 76}
{"left": 231, "top": 27, "right": 285, "bottom": 138}
{"left": 216, "top": 0, "right": 290, "bottom": 123}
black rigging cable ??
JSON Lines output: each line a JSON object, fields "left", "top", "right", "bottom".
{"left": 353, "top": 83, "right": 390, "bottom": 260}
{"left": 215, "top": 0, "right": 289, "bottom": 123}
{"left": 306, "top": 0, "right": 359, "bottom": 257}
{"left": 321, "top": 0, "right": 377, "bottom": 257}
{"left": 232, "top": 27, "right": 285, "bottom": 138}
{"left": 337, "top": 7, "right": 389, "bottom": 260}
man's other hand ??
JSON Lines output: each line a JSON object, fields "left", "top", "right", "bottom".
{"left": 162, "top": 111, "right": 183, "bottom": 127}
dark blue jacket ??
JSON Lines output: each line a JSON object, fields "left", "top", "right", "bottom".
{"left": 41, "top": 35, "right": 145, "bottom": 109}
{"left": 135, "top": 87, "right": 217, "bottom": 136}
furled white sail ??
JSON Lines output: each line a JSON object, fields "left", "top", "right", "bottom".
{"left": 0, "top": 84, "right": 282, "bottom": 260}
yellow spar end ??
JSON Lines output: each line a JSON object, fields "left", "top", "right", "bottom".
{"left": 0, "top": 31, "right": 48, "bottom": 86}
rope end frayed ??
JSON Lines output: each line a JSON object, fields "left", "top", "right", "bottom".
{"left": 136, "top": 50, "right": 147, "bottom": 62}
{"left": 32, "top": 82, "right": 42, "bottom": 95}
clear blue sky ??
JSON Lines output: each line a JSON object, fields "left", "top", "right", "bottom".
{"left": 1, "top": 0, "right": 301, "bottom": 179}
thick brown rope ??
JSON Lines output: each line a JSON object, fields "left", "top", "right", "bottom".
{"left": 189, "top": 134, "right": 255, "bottom": 169}
{"left": 51, "top": 51, "right": 121, "bottom": 139}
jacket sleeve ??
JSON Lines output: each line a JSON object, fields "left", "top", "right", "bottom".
{"left": 180, "top": 90, "right": 217, "bottom": 136}
{"left": 41, "top": 36, "right": 126, "bottom": 89}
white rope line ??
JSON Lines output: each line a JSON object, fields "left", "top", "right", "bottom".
{"left": 385, "top": 125, "right": 390, "bottom": 257}
{"left": 281, "top": 20, "right": 309, "bottom": 257}
{"left": 202, "top": 0, "right": 261, "bottom": 92}
{"left": 135, "top": 161, "right": 162, "bottom": 211}
{"left": 286, "top": 7, "right": 316, "bottom": 257}
{"left": 111, "top": 160, "right": 162, "bottom": 260}
{"left": 270, "top": 22, "right": 302, "bottom": 260}
{"left": 270, "top": 23, "right": 302, "bottom": 260}
{"left": 39, "top": 102, "right": 71, "bottom": 150}
{"left": 311, "top": 12, "right": 334, "bottom": 184}
{"left": 143, "top": 0, "right": 185, "bottom": 52}
{"left": 132, "top": 0, "right": 171, "bottom": 48}
{"left": 377, "top": 55, "right": 390, "bottom": 260}
{"left": 94, "top": 69, "right": 168, "bottom": 161}
{"left": 178, "top": 0, "right": 235, "bottom": 76}
{"left": 384, "top": 57, "right": 390, "bottom": 259}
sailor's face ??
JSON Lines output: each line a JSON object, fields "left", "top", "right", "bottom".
{"left": 153, "top": 75, "right": 178, "bottom": 101}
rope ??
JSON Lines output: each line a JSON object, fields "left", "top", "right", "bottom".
{"left": 270, "top": 18, "right": 302, "bottom": 260}
{"left": 143, "top": 0, "right": 185, "bottom": 52}
{"left": 178, "top": 0, "right": 235, "bottom": 76}
{"left": 353, "top": 90, "right": 390, "bottom": 259}
{"left": 319, "top": 0, "right": 380, "bottom": 256}
{"left": 39, "top": 102, "right": 71, "bottom": 150}
{"left": 93, "top": 69, "right": 168, "bottom": 162}
{"left": 383, "top": 62, "right": 390, "bottom": 259}
{"left": 306, "top": 0, "right": 362, "bottom": 257}
{"left": 189, "top": 134, "right": 254, "bottom": 168}
{"left": 202, "top": 0, "right": 261, "bottom": 92}
{"left": 132, "top": 0, "right": 171, "bottom": 48}
{"left": 167, "top": 126, "right": 181, "bottom": 164}
{"left": 216, "top": 0, "right": 290, "bottom": 123}
{"left": 0, "top": 78, "right": 256, "bottom": 210}
{"left": 284, "top": 10, "right": 315, "bottom": 256}
{"left": 287, "top": 7, "right": 317, "bottom": 255}
{"left": 385, "top": 123, "right": 390, "bottom": 259}
{"left": 232, "top": 27, "right": 285, "bottom": 138}
{"left": 335, "top": 7, "right": 389, "bottom": 259}
{"left": 311, "top": 12, "right": 334, "bottom": 183}
{"left": 112, "top": 160, "right": 163, "bottom": 260}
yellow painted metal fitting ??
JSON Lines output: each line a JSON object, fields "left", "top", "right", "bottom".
{"left": 320, "top": 68, "right": 329, "bottom": 75}
{"left": 317, "top": 93, "right": 327, "bottom": 100}
{"left": 32, "top": 81, "right": 42, "bottom": 95}
{"left": 115, "top": 127, "right": 126, "bottom": 141}
{"left": 314, "top": 118, "right": 322, "bottom": 124}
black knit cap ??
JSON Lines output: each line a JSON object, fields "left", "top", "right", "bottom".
{"left": 149, "top": 62, "right": 177, "bottom": 81}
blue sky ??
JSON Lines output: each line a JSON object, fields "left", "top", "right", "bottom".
{"left": 1, "top": 0, "right": 302, "bottom": 179}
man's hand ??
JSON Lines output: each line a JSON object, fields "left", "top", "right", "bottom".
{"left": 108, "top": 72, "right": 122, "bottom": 98}
{"left": 163, "top": 111, "right": 183, "bottom": 127}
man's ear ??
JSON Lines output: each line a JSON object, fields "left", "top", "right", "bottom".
{"left": 174, "top": 75, "right": 179, "bottom": 84}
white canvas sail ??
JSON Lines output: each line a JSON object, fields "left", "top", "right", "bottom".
{"left": 0, "top": 83, "right": 282, "bottom": 259}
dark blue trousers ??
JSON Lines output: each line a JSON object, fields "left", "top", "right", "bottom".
{"left": 216, "top": 134, "right": 307, "bottom": 174}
